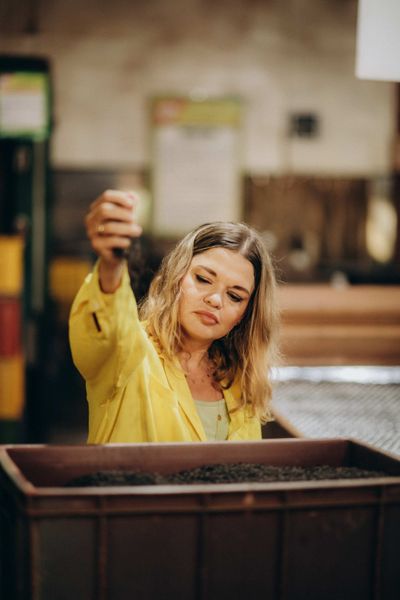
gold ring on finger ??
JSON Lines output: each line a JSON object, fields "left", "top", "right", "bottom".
{"left": 97, "top": 223, "right": 105, "bottom": 234}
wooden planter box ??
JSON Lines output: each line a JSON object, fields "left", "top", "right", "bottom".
{"left": 1, "top": 439, "right": 399, "bottom": 600}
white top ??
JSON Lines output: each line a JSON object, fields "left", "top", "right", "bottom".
{"left": 194, "top": 398, "right": 230, "bottom": 441}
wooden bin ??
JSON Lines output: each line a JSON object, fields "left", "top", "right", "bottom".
{"left": 1, "top": 439, "right": 400, "bottom": 600}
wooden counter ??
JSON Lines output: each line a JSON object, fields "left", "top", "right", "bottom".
{"left": 278, "top": 285, "right": 400, "bottom": 365}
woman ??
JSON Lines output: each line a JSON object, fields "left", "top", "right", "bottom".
{"left": 69, "top": 190, "right": 279, "bottom": 443}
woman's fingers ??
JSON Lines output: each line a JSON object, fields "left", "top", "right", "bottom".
{"left": 86, "top": 202, "right": 136, "bottom": 232}
{"left": 89, "top": 189, "right": 138, "bottom": 211}
{"left": 87, "top": 204, "right": 133, "bottom": 226}
{"left": 89, "top": 220, "right": 142, "bottom": 239}
{"left": 86, "top": 190, "right": 139, "bottom": 235}
{"left": 86, "top": 189, "right": 142, "bottom": 264}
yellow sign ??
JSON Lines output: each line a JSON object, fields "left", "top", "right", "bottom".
{"left": 152, "top": 97, "right": 241, "bottom": 127}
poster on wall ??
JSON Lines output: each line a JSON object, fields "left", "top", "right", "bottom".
{"left": 151, "top": 97, "right": 242, "bottom": 237}
{"left": 0, "top": 72, "right": 50, "bottom": 140}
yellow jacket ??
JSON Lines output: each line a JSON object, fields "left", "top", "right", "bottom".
{"left": 69, "top": 262, "right": 261, "bottom": 443}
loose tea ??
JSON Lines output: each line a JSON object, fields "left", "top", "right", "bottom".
{"left": 65, "top": 463, "right": 387, "bottom": 487}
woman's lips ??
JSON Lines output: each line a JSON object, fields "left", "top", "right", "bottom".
{"left": 194, "top": 310, "right": 219, "bottom": 325}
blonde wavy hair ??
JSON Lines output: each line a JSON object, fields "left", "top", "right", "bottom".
{"left": 139, "top": 222, "right": 279, "bottom": 423}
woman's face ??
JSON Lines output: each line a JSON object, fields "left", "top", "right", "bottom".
{"left": 178, "top": 247, "right": 255, "bottom": 346}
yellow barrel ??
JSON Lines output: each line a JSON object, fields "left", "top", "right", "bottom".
{"left": 0, "top": 354, "right": 25, "bottom": 420}
{"left": 0, "top": 236, "right": 24, "bottom": 296}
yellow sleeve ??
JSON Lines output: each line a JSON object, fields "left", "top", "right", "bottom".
{"left": 69, "top": 260, "right": 148, "bottom": 390}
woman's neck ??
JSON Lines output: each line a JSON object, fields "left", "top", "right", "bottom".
{"left": 177, "top": 342, "right": 222, "bottom": 401}
{"left": 177, "top": 336, "right": 212, "bottom": 370}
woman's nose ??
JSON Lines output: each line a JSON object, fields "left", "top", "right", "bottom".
{"left": 204, "top": 292, "right": 222, "bottom": 309}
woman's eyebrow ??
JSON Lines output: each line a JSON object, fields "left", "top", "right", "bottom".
{"left": 197, "top": 265, "right": 217, "bottom": 277}
{"left": 231, "top": 285, "right": 251, "bottom": 295}
{"left": 196, "top": 265, "right": 251, "bottom": 296}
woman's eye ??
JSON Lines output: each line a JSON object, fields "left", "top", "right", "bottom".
{"left": 195, "top": 274, "right": 210, "bottom": 284}
{"left": 228, "top": 292, "right": 243, "bottom": 303}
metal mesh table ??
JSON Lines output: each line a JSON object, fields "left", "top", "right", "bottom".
{"left": 272, "top": 367, "right": 400, "bottom": 456}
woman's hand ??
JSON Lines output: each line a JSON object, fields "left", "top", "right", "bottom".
{"left": 85, "top": 189, "right": 142, "bottom": 293}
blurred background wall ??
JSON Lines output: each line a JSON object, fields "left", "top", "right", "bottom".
{"left": 2, "top": 0, "right": 398, "bottom": 271}
{"left": 1, "top": 0, "right": 394, "bottom": 172}
{"left": 0, "top": 0, "right": 399, "bottom": 442}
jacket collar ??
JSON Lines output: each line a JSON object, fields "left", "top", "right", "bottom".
{"left": 224, "top": 377, "right": 245, "bottom": 437}
{"left": 164, "top": 360, "right": 244, "bottom": 441}
{"left": 163, "top": 359, "right": 207, "bottom": 441}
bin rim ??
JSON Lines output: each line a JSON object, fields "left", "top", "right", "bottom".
{"left": 1, "top": 438, "right": 400, "bottom": 498}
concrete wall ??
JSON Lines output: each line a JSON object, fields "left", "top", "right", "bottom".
{"left": 0, "top": 0, "right": 396, "bottom": 175}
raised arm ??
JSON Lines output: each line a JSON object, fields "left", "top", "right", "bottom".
{"left": 69, "top": 190, "right": 146, "bottom": 386}
{"left": 85, "top": 189, "right": 142, "bottom": 292}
